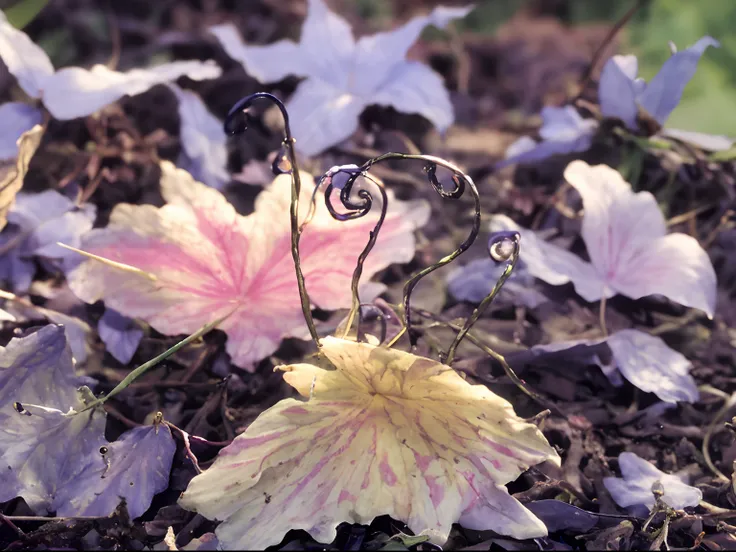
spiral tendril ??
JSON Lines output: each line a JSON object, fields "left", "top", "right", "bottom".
{"left": 224, "top": 93, "right": 320, "bottom": 348}
{"left": 444, "top": 230, "right": 521, "bottom": 365}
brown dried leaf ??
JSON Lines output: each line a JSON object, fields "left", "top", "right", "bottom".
{"left": 0, "top": 124, "right": 44, "bottom": 230}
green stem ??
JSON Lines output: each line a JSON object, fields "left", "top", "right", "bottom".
{"left": 81, "top": 313, "right": 231, "bottom": 412}
{"left": 445, "top": 232, "right": 520, "bottom": 365}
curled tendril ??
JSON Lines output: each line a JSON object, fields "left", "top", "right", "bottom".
{"left": 444, "top": 230, "right": 521, "bottom": 365}
{"left": 320, "top": 167, "right": 387, "bottom": 339}
{"left": 224, "top": 93, "right": 320, "bottom": 348}
{"left": 313, "top": 155, "right": 480, "bottom": 347}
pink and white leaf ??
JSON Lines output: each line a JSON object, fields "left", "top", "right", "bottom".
{"left": 179, "top": 337, "right": 559, "bottom": 549}
{"left": 68, "top": 163, "right": 429, "bottom": 368}
{"left": 604, "top": 452, "right": 702, "bottom": 511}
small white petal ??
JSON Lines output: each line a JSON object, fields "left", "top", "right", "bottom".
{"left": 637, "top": 36, "right": 719, "bottom": 125}
{"left": 604, "top": 452, "right": 702, "bottom": 511}
{"left": 169, "top": 85, "right": 229, "bottom": 190}
{"left": 0, "top": 11, "right": 54, "bottom": 98}
{"left": 607, "top": 329, "right": 698, "bottom": 403}
{"left": 43, "top": 61, "right": 221, "bottom": 120}
{"left": 98, "top": 308, "right": 143, "bottom": 365}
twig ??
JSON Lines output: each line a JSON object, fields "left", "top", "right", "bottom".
{"left": 81, "top": 313, "right": 233, "bottom": 412}
{"left": 700, "top": 389, "right": 736, "bottom": 482}
{"left": 599, "top": 295, "right": 609, "bottom": 337}
{"left": 575, "top": 0, "right": 649, "bottom": 100}
{"left": 224, "top": 93, "right": 320, "bottom": 347}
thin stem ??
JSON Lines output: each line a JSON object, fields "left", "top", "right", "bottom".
{"left": 224, "top": 93, "right": 319, "bottom": 347}
{"left": 321, "top": 172, "right": 387, "bottom": 339}
{"left": 361, "top": 153, "right": 481, "bottom": 346}
{"left": 702, "top": 391, "right": 736, "bottom": 482}
{"left": 81, "top": 313, "right": 232, "bottom": 412}
{"left": 316, "top": 153, "right": 480, "bottom": 347}
{"left": 412, "top": 307, "right": 565, "bottom": 418}
{"left": 575, "top": 0, "right": 649, "bottom": 101}
{"left": 445, "top": 231, "right": 520, "bottom": 365}
{"left": 599, "top": 295, "right": 609, "bottom": 337}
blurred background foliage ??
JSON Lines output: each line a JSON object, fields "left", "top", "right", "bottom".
{"left": 5, "top": 0, "right": 735, "bottom": 134}
{"left": 357, "top": 0, "right": 736, "bottom": 136}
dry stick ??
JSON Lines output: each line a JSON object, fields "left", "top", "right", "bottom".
{"left": 224, "top": 93, "right": 320, "bottom": 347}
{"left": 445, "top": 232, "right": 521, "bottom": 365}
{"left": 699, "top": 386, "right": 736, "bottom": 482}
{"left": 599, "top": 295, "right": 609, "bottom": 338}
{"left": 575, "top": 0, "right": 650, "bottom": 100}
{"left": 412, "top": 308, "right": 565, "bottom": 418}
{"left": 0, "top": 513, "right": 24, "bottom": 537}
{"left": 80, "top": 313, "right": 232, "bottom": 412}
{"left": 346, "top": 153, "right": 482, "bottom": 347}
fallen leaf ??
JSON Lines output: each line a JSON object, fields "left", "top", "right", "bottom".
{"left": 0, "top": 124, "right": 43, "bottom": 232}
{"left": 515, "top": 328, "right": 698, "bottom": 403}
{"left": 68, "top": 162, "right": 429, "bottom": 368}
{"left": 211, "top": 1, "right": 472, "bottom": 156}
{"left": 168, "top": 84, "right": 229, "bottom": 190}
{"left": 0, "top": 324, "right": 176, "bottom": 517}
{"left": 603, "top": 452, "right": 702, "bottom": 511}
{"left": 0, "top": 11, "right": 221, "bottom": 119}
{"left": 98, "top": 308, "right": 144, "bottom": 365}
{"left": 496, "top": 161, "right": 716, "bottom": 317}
{"left": 179, "top": 337, "right": 560, "bottom": 549}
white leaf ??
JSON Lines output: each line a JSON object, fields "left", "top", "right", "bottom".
{"left": 604, "top": 452, "right": 702, "bottom": 511}
{"left": 43, "top": 61, "right": 222, "bottom": 120}
{"left": 168, "top": 84, "right": 229, "bottom": 189}
{"left": 0, "top": 11, "right": 54, "bottom": 98}
{"left": 606, "top": 329, "right": 698, "bottom": 403}
{"left": 564, "top": 160, "right": 716, "bottom": 316}
{"left": 212, "top": 1, "right": 471, "bottom": 155}
{"left": 287, "top": 79, "right": 365, "bottom": 157}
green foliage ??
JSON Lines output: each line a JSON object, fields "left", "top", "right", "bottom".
{"left": 4, "top": 0, "right": 50, "bottom": 29}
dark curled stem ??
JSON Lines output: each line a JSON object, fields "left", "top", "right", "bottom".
{"left": 323, "top": 171, "right": 387, "bottom": 338}
{"left": 224, "top": 93, "right": 320, "bottom": 348}
{"left": 445, "top": 231, "right": 521, "bottom": 365}
{"left": 351, "top": 153, "right": 480, "bottom": 348}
